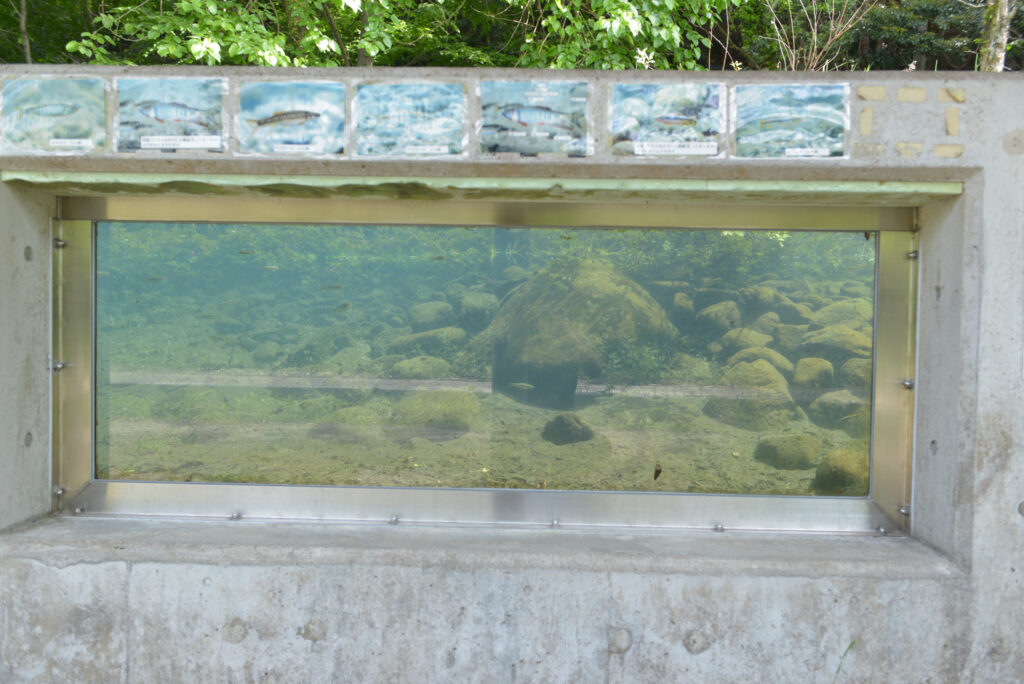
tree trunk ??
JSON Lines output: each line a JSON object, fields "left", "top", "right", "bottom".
{"left": 979, "top": 0, "right": 1017, "bottom": 72}
{"left": 19, "top": 0, "right": 31, "bottom": 63}
{"left": 357, "top": 4, "right": 373, "bottom": 66}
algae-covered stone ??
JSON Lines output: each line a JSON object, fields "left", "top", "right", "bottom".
{"left": 541, "top": 413, "right": 595, "bottom": 445}
{"left": 800, "top": 324, "right": 871, "bottom": 366}
{"left": 754, "top": 433, "right": 822, "bottom": 470}
{"left": 454, "top": 290, "right": 499, "bottom": 333}
{"left": 721, "top": 328, "right": 774, "bottom": 355}
{"left": 841, "top": 358, "right": 873, "bottom": 393}
{"left": 389, "top": 355, "right": 452, "bottom": 379}
{"left": 750, "top": 311, "right": 780, "bottom": 335}
{"left": 391, "top": 390, "right": 481, "bottom": 432}
{"left": 811, "top": 298, "right": 873, "bottom": 328}
{"left": 773, "top": 323, "right": 809, "bottom": 355}
{"left": 813, "top": 448, "right": 869, "bottom": 496}
{"left": 693, "top": 288, "right": 735, "bottom": 310}
{"left": 793, "top": 357, "right": 834, "bottom": 389}
{"left": 726, "top": 346, "right": 794, "bottom": 379}
{"left": 696, "top": 301, "right": 741, "bottom": 334}
{"left": 484, "top": 257, "right": 677, "bottom": 409}
{"left": 702, "top": 359, "right": 797, "bottom": 431}
{"left": 385, "top": 326, "right": 466, "bottom": 358}
{"left": 408, "top": 301, "right": 454, "bottom": 332}
{"left": 808, "top": 389, "right": 866, "bottom": 431}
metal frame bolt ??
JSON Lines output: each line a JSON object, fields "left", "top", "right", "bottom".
{"left": 876, "top": 525, "right": 888, "bottom": 535}
{"left": 898, "top": 505, "right": 910, "bottom": 516}
{"left": 53, "top": 238, "right": 67, "bottom": 249}
{"left": 1018, "top": 500, "right": 1024, "bottom": 518}
{"left": 228, "top": 511, "right": 243, "bottom": 521}
{"left": 713, "top": 523, "right": 725, "bottom": 533}
{"left": 52, "top": 361, "right": 66, "bottom": 372}
{"left": 902, "top": 379, "right": 915, "bottom": 390}
{"left": 52, "top": 486, "right": 65, "bottom": 497}
{"left": 73, "top": 507, "right": 85, "bottom": 515}
{"left": 906, "top": 250, "right": 919, "bottom": 260}
{"left": 388, "top": 515, "right": 399, "bottom": 525}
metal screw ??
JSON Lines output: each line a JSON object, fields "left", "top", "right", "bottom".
{"left": 388, "top": 515, "right": 399, "bottom": 525}
{"left": 1018, "top": 500, "right": 1024, "bottom": 518}
{"left": 876, "top": 525, "right": 888, "bottom": 535}
{"left": 713, "top": 523, "right": 725, "bottom": 533}
{"left": 52, "top": 361, "right": 66, "bottom": 372}
{"left": 52, "top": 486, "right": 65, "bottom": 497}
{"left": 902, "top": 379, "right": 915, "bottom": 390}
{"left": 73, "top": 507, "right": 85, "bottom": 515}
{"left": 906, "top": 250, "right": 919, "bottom": 260}
{"left": 52, "top": 238, "right": 67, "bottom": 249}
{"left": 550, "top": 518, "right": 560, "bottom": 528}
{"left": 898, "top": 505, "right": 910, "bottom": 516}
{"left": 228, "top": 511, "right": 243, "bottom": 521}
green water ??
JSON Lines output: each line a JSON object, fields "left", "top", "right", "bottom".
{"left": 96, "top": 221, "right": 874, "bottom": 496}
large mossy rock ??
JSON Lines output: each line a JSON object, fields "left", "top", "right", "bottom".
{"left": 726, "top": 346, "right": 794, "bottom": 379}
{"left": 800, "top": 324, "right": 871, "bottom": 367}
{"left": 388, "top": 355, "right": 452, "bottom": 379}
{"left": 813, "top": 448, "right": 869, "bottom": 496}
{"left": 754, "top": 433, "right": 822, "bottom": 470}
{"left": 408, "top": 301, "right": 454, "bottom": 332}
{"left": 389, "top": 390, "right": 481, "bottom": 441}
{"left": 702, "top": 359, "right": 797, "bottom": 431}
{"left": 454, "top": 290, "right": 500, "bottom": 333}
{"left": 807, "top": 389, "right": 866, "bottom": 433}
{"left": 385, "top": 326, "right": 466, "bottom": 359}
{"left": 792, "top": 357, "right": 834, "bottom": 390}
{"left": 695, "top": 301, "right": 741, "bottom": 334}
{"left": 811, "top": 298, "right": 873, "bottom": 328}
{"left": 280, "top": 328, "right": 352, "bottom": 368}
{"left": 484, "top": 257, "right": 677, "bottom": 409}
{"left": 541, "top": 413, "right": 595, "bottom": 445}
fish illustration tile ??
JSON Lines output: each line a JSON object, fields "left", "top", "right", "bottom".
{"left": 238, "top": 81, "right": 345, "bottom": 155}
{"left": 116, "top": 77, "right": 225, "bottom": 152}
{"left": 480, "top": 81, "right": 589, "bottom": 157}
{"left": 611, "top": 83, "right": 722, "bottom": 157}
{"left": 1, "top": 77, "right": 106, "bottom": 153}
{"left": 355, "top": 83, "right": 464, "bottom": 157}
{"left": 734, "top": 84, "right": 847, "bottom": 158}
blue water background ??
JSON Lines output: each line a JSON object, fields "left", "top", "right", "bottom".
{"left": 2, "top": 77, "right": 106, "bottom": 151}
{"left": 356, "top": 83, "right": 463, "bottom": 156}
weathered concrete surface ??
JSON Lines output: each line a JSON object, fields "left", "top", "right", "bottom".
{"left": 0, "top": 182, "right": 52, "bottom": 531}
{"left": 0, "top": 66, "right": 1022, "bottom": 681}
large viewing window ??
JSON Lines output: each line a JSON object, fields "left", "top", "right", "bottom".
{"left": 53, "top": 196, "right": 917, "bottom": 532}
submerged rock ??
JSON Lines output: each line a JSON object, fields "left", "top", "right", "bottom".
{"left": 408, "top": 301, "right": 454, "bottom": 332}
{"left": 541, "top": 413, "right": 595, "bottom": 445}
{"left": 813, "top": 448, "right": 869, "bottom": 496}
{"left": 702, "top": 359, "right": 797, "bottom": 431}
{"left": 484, "top": 257, "right": 677, "bottom": 409}
{"left": 385, "top": 326, "right": 466, "bottom": 358}
{"left": 754, "top": 433, "right": 822, "bottom": 470}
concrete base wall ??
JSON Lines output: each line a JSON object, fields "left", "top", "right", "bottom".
{"left": 1, "top": 67, "right": 1022, "bottom": 681}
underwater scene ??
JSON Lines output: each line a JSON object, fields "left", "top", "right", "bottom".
{"left": 96, "top": 223, "right": 875, "bottom": 497}
{"left": 356, "top": 83, "right": 464, "bottom": 156}
{"left": 734, "top": 84, "right": 846, "bottom": 158}
{"left": 116, "top": 77, "right": 224, "bottom": 152}
{"left": 612, "top": 83, "right": 721, "bottom": 157}
{"left": 480, "top": 81, "right": 588, "bottom": 157}
{"left": 1, "top": 77, "right": 106, "bottom": 152}
{"left": 238, "top": 81, "right": 346, "bottom": 155}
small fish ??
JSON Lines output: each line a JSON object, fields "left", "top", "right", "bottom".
{"left": 142, "top": 276, "right": 164, "bottom": 283}
{"left": 501, "top": 105, "right": 570, "bottom": 129}
{"left": 654, "top": 114, "right": 696, "bottom": 126}
{"left": 333, "top": 302, "right": 352, "bottom": 312}
{"left": 19, "top": 103, "right": 79, "bottom": 117}
{"left": 653, "top": 463, "right": 662, "bottom": 480}
{"left": 430, "top": 255, "right": 446, "bottom": 261}
{"left": 137, "top": 101, "right": 214, "bottom": 128}
{"left": 508, "top": 382, "right": 534, "bottom": 391}
{"left": 319, "top": 284, "right": 345, "bottom": 291}
{"left": 248, "top": 110, "right": 321, "bottom": 128}
{"left": 238, "top": 249, "right": 254, "bottom": 255}
{"left": 264, "top": 265, "right": 279, "bottom": 271}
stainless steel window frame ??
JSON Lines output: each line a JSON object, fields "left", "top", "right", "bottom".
{"left": 53, "top": 196, "right": 916, "bottom": 533}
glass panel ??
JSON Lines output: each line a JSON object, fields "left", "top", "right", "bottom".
{"left": 95, "top": 222, "right": 875, "bottom": 496}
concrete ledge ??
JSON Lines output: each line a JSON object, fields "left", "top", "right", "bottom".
{"left": 1, "top": 516, "right": 960, "bottom": 580}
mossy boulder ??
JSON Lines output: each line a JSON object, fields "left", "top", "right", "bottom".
{"left": 774, "top": 299, "right": 814, "bottom": 325}
{"left": 792, "top": 357, "right": 834, "bottom": 390}
{"left": 800, "top": 324, "right": 871, "bottom": 366}
{"left": 385, "top": 326, "right": 466, "bottom": 359}
{"left": 670, "top": 291, "right": 695, "bottom": 327}
{"left": 726, "top": 347, "right": 794, "bottom": 379}
{"left": 750, "top": 312, "right": 780, "bottom": 335}
{"left": 811, "top": 299, "right": 873, "bottom": 328}
{"left": 721, "top": 328, "right": 774, "bottom": 355}
{"left": 389, "top": 355, "right": 452, "bottom": 379}
{"left": 808, "top": 389, "right": 866, "bottom": 432}
{"left": 702, "top": 359, "right": 797, "bottom": 431}
{"left": 841, "top": 358, "right": 873, "bottom": 393}
{"left": 453, "top": 290, "right": 500, "bottom": 333}
{"left": 813, "top": 448, "right": 869, "bottom": 496}
{"left": 541, "top": 413, "right": 595, "bottom": 445}
{"left": 408, "top": 301, "right": 454, "bottom": 332}
{"left": 484, "top": 257, "right": 677, "bottom": 409}
{"left": 695, "top": 301, "right": 741, "bottom": 334}
{"left": 773, "top": 323, "right": 809, "bottom": 355}
{"left": 390, "top": 390, "right": 481, "bottom": 440}
{"left": 693, "top": 288, "right": 735, "bottom": 310}
{"left": 754, "top": 433, "right": 822, "bottom": 470}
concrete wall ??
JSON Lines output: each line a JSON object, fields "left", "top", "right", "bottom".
{"left": 1, "top": 66, "right": 1022, "bottom": 682}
